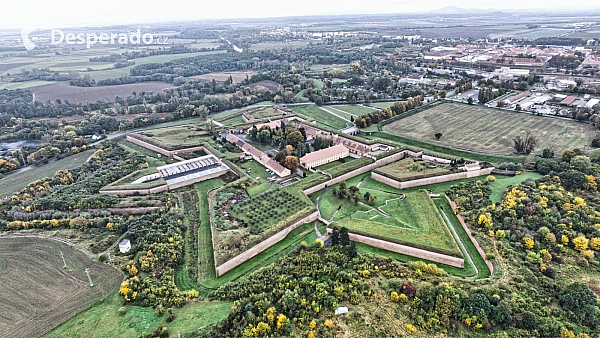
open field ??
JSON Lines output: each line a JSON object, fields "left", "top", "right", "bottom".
{"left": 188, "top": 70, "right": 255, "bottom": 83}
{"left": 0, "top": 149, "right": 95, "bottom": 198}
{"left": 0, "top": 237, "right": 122, "bottom": 338}
{"left": 0, "top": 80, "right": 57, "bottom": 90}
{"left": 30, "top": 82, "right": 173, "bottom": 103}
{"left": 44, "top": 292, "right": 230, "bottom": 338}
{"left": 84, "top": 50, "right": 227, "bottom": 81}
{"left": 330, "top": 104, "right": 379, "bottom": 116}
{"left": 288, "top": 104, "right": 349, "bottom": 130}
{"left": 373, "top": 157, "right": 452, "bottom": 182}
{"left": 250, "top": 40, "right": 316, "bottom": 51}
{"left": 383, "top": 103, "right": 595, "bottom": 156}
{"left": 137, "top": 125, "right": 211, "bottom": 149}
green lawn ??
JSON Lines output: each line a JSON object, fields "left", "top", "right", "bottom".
{"left": 222, "top": 116, "right": 245, "bottom": 126}
{"left": 331, "top": 104, "right": 379, "bottom": 116}
{"left": 216, "top": 222, "right": 318, "bottom": 282}
{"left": 196, "top": 179, "right": 225, "bottom": 283}
{"left": 0, "top": 149, "right": 95, "bottom": 198}
{"left": 287, "top": 104, "right": 349, "bottom": 130}
{"left": 488, "top": 172, "right": 542, "bottom": 203}
{"left": 248, "top": 107, "right": 281, "bottom": 119}
{"left": 240, "top": 159, "right": 274, "bottom": 196}
{"left": 43, "top": 292, "right": 231, "bottom": 338}
{"left": 201, "top": 222, "right": 320, "bottom": 288}
{"left": 335, "top": 190, "right": 461, "bottom": 257}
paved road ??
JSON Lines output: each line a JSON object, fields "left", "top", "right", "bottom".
{"left": 439, "top": 207, "right": 479, "bottom": 279}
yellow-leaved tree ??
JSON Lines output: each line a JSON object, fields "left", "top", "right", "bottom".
{"left": 523, "top": 237, "right": 534, "bottom": 249}
{"left": 573, "top": 236, "right": 589, "bottom": 252}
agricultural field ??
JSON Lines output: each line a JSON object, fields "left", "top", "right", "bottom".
{"left": 44, "top": 292, "right": 231, "bottom": 338}
{"left": 0, "top": 237, "right": 122, "bottom": 338}
{"left": 249, "top": 40, "right": 316, "bottom": 51}
{"left": 373, "top": 157, "right": 452, "bottom": 182}
{"left": 0, "top": 149, "right": 95, "bottom": 198}
{"left": 248, "top": 80, "right": 281, "bottom": 92}
{"left": 188, "top": 70, "right": 255, "bottom": 83}
{"left": 305, "top": 63, "right": 350, "bottom": 74}
{"left": 383, "top": 102, "right": 596, "bottom": 155}
{"left": 84, "top": 50, "right": 227, "bottom": 81}
{"left": 488, "top": 28, "right": 575, "bottom": 40}
{"left": 30, "top": 82, "right": 173, "bottom": 103}
{"left": 0, "top": 80, "right": 57, "bottom": 90}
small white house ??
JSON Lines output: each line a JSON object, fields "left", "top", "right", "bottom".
{"left": 334, "top": 306, "right": 349, "bottom": 315}
{"left": 119, "top": 239, "right": 131, "bottom": 253}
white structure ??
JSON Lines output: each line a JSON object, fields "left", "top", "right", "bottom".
{"left": 119, "top": 239, "right": 131, "bottom": 253}
{"left": 586, "top": 99, "right": 600, "bottom": 110}
{"left": 335, "top": 306, "right": 349, "bottom": 315}
{"left": 300, "top": 144, "right": 349, "bottom": 169}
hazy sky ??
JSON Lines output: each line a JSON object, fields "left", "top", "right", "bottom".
{"left": 1, "top": 0, "right": 598, "bottom": 29}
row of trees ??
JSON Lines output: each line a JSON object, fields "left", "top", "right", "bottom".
{"left": 354, "top": 96, "right": 423, "bottom": 128}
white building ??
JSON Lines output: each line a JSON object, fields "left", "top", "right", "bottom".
{"left": 300, "top": 144, "right": 349, "bottom": 169}
{"left": 119, "top": 239, "right": 131, "bottom": 253}
{"left": 335, "top": 306, "right": 349, "bottom": 315}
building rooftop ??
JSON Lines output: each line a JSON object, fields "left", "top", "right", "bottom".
{"left": 300, "top": 144, "right": 349, "bottom": 164}
{"left": 560, "top": 96, "right": 576, "bottom": 105}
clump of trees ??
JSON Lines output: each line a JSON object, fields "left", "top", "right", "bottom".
{"left": 513, "top": 132, "right": 537, "bottom": 155}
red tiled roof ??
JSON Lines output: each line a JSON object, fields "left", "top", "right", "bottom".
{"left": 560, "top": 96, "right": 576, "bottom": 105}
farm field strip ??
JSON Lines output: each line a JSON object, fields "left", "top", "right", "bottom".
{"left": 383, "top": 103, "right": 595, "bottom": 155}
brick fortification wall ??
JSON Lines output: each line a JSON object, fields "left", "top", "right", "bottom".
{"left": 303, "top": 150, "right": 418, "bottom": 195}
{"left": 326, "top": 229, "right": 464, "bottom": 268}
{"left": 371, "top": 167, "right": 494, "bottom": 190}
{"left": 215, "top": 211, "right": 320, "bottom": 276}
{"left": 445, "top": 195, "right": 494, "bottom": 275}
